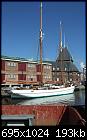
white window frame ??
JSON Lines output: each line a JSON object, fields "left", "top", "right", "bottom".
{"left": 8, "top": 74, "right": 16, "bottom": 79}
{"left": 7, "top": 62, "right": 16, "bottom": 67}
{"left": 28, "top": 64, "right": 35, "bottom": 68}
{"left": 70, "top": 78, "right": 72, "bottom": 81}
{"left": 57, "top": 78, "right": 59, "bottom": 81}
{"left": 57, "top": 67, "right": 59, "bottom": 70}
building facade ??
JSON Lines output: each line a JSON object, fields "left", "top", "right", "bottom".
{"left": 49, "top": 22, "right": 81, "bottom": 85}
{"left": 1, "top": 54, "right": 81, "bottom": 86}
{"left": 51, "top": 47, "right": 81, "bottom": 85}
{"left": 1, "top": 56, "right": 52, "bottom": 85}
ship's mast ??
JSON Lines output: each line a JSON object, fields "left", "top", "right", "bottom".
{"left": 64, "top": 33, "right": 65, "bottom": 48}
{"left": 60, "top": 21, "right": 62, "bottom": 51}
{"left": 59, "top": 21, "right": 63, "bottom": 85}
{"left": 40, "top": 2, "right": 43, "bottom": 84}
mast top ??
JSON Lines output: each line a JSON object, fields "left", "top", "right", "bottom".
{"left": 41, "top": 2, "right": 42, "bottom": 7}
{"left": 60, "top": 21, "right": 63, "bottom": 52}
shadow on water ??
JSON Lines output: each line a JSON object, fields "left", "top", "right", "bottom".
{"left": 74, "top": 89, "right": 85, "bottom": 106}
{"left": 1, "top": 98, "right": 24, "bottom": 105}
{"left": 1, "top": 89, "right": 85, "bottom": 106}
{"left": 16, "top": 93, "right": 75, "bottom": 105}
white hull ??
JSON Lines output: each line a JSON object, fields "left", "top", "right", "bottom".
{"left": 10, "top": 86, "right": 75, "bottom": 98}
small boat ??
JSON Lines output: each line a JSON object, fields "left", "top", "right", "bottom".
{"left": 9, "top": 2, "right": 75, "bottom": 98}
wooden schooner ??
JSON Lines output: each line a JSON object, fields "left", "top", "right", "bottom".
{"left": 8, "top": 2, "right": 75, "bottom": 98}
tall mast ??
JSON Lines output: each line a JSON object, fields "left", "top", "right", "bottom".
{"left": 64, "top": 33, "right": 65, "bottom": 48}
{"left": 59, "top": 21, "right": 63, "bottom": 84}
{"left": 40, "top": 2, "right": 43, "bottom": 84}
{"left": 60, "top": 21, "right": 62, "bottom": 52}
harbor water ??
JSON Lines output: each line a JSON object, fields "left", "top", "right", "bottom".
{"left": 2, "top": 89, "right": 85, "bottom": 106}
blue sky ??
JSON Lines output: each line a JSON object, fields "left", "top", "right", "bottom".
{"left": 2, "top": 2, "right": 86, "bottom": 71}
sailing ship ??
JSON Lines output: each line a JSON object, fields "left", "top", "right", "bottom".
{"left": 8, "top": 2, "right": 75, "bottom": 98}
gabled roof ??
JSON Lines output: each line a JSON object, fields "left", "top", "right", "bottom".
{"left": 51, "top": 47, "right": 79, "bottom": 72}
{"left": 56, "top": 61, "right": 79, "bottom": 72}
{"left": 56, "top": 47, "right": 73, "bottom": 62}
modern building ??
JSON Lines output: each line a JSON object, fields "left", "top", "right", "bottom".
{"left": 1, "top": 55, "right": 52, "bottom": 86}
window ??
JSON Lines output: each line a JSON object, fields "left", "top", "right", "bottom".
{"left": 57, "top": 67, "right": 59, "bottom": 70}
{"left": 46, "top": 66, "right": 48, "bottom": 69}
{"left": 14, "top": 63, "right": 16, "bottom": 66}
{"left": 28, "top": 64, "right": 35, "bottom": 68}
{"left": 47, "top": 66, "right": 50, "bottom": 69}
{"left": 28, "top": 75, "right": 35, "bottom": 80}
{"left": 53, "top": 67, "right": 55, "bottom": 70}
{"left": 44, "top": 65, "right": 50, "bottom": 69}
{"left": 57, "top": 78, "right": 59, "bottom": 81}
{"left": 7, "top": 62, "right": 10, "bottom": 66}
{"left": 10, "top": 62, "right": 14, "bottom": 66}
{"left": 70, "top": 78, "right": 72, "bottom": 81}
{"left": 8, "top": 74, "right": 16, "bottom": 79}
{"left": 28, "top": 75, "right": 30, "bottom": 79}
{"left": 7, "top": 62, "right": 16, "bottom": 67}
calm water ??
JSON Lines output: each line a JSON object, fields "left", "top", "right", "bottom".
{"left": 2, "top": 89, "right": 85, "bottom": 106}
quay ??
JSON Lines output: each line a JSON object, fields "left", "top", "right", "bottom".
{"left": 74, "top": 85, "right": 85, "bottom": 91}
{"left": 1, "top": 89, "right": 11, "bottom": 98}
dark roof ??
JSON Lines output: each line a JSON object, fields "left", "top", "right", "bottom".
{"left": 56, "top": 61, "right": 79, "bottom": 72}
{"left": 56, "top": 47, "right": 73, "bottom": 62}
{"left": 43, "top": 60, "right": 79, "bottom": 72}
{"left": 48, "top": 47, "right": 79, "bottom": 72}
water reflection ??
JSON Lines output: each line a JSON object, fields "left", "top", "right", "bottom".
{"left": 74, "top": 90, "right": 85, "bottom": 106}
{"left": 17, "top": 93, "right": 75, "bottom": 105}
{"left": 1, "top": 90, "right": 85, "bottom": 106}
